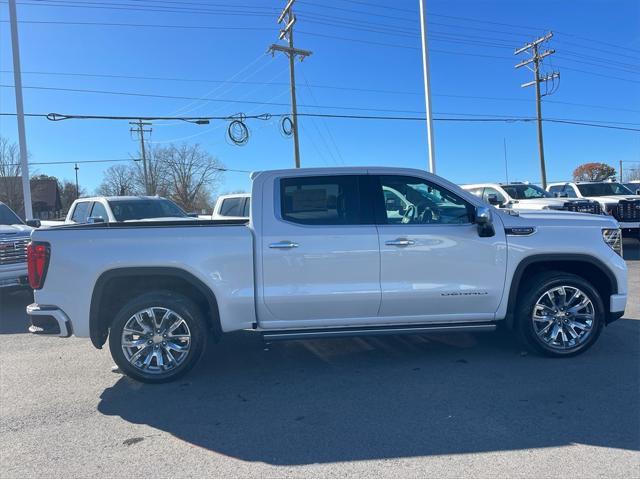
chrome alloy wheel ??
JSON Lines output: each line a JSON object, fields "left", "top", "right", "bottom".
{"left": 121, "top": 307, "right": 192, "bottom": 374}
{"left": 532, "top": 285, "right": 595, "bottom": 350}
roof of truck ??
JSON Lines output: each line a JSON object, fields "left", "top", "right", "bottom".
{"left": 74, "top": 196, "right": 167, "bottom": 202}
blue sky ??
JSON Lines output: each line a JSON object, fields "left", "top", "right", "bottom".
{"left": 1, "top": 0, "right": 639, "bottom": 195}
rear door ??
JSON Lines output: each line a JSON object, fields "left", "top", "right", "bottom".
{"left": 373, "top": 174, "right": 507, "bottom": 322}
{"left": 259, "top": 174, "right": 381, "bottom": 329}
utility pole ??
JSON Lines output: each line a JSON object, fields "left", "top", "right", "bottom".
{"left": 418, "top": 0, "right": 436, "bottom": 174}
{"left": 619, "top": 160, "right": 623, "bottom": 182}
{"left": 269, "top": 0, "right": 312, "bottom": 168}
{"left": 503, "top": 138, "right": 509, "bottom": 184}
{"left": 130, "top": 120, "right": 152, "bottom": 194}
{"left": 8, "top": 0, "right": 32, "bottom": 219}
{"left": 515, "top": 32, "right": 559, "bottom": 189}
{"left": 74, "top": 163, "right": 79, "bottom": 199}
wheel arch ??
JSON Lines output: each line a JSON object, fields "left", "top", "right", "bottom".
{"left": 504, "top": 254, "right": 618, "bottom": 329}
{"left": 90, "top": 267, "right": 222, "bottom": 348}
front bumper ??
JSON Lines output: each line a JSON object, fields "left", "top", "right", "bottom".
{"left": 607, "top": 293, "right": 627, "bottom": 325}
{"left": 0, "top": 264, "right": 28, "bottom": 289}
{"left": 0, "top": 274, "right": 28, "bottom": 289}
{"left": 26, "top": 303, "right": 72, "bottom": 337}
{"left": 617, "top": 222, "right": 640, "bottom": 238}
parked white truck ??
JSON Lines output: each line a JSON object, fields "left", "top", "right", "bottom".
{"left": 27, "top": 167, "right": 628, "bottom": 382}
{"left": 462, "top": 182, "right": 602, "bottom": 214}
{"left": 547, "top": 181, "right": 640, "bottom": 238}
{"left": 0, "top": 202, "right": 32, "bottom": 290}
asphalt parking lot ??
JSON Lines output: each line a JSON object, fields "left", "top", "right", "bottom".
{"left": 1, "top": 240, "right": 639, "bottom": 478}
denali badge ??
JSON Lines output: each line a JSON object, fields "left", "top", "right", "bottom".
{"left": 441, "top": 291, "right": 489, "bottom": 296}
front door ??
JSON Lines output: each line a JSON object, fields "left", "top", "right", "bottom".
{"left": 259, "top": 174, "right": 381, "bottom": 329}
{"left": 374, "top": 175, "right": 507, "bottom": 322}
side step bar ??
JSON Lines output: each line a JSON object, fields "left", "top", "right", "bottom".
{"left": 262, "top": 322, "right": 496, "bottom": 342}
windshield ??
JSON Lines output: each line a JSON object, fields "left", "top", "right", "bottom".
{"left": 108, "top": 199, "right": 188, "bottom": 222}
{"left": 501, "top": 184, "right": 553, "bottom": 199}
{"left": 576, "top": 183, "right": 634, "bottom": 197}
{"left": 0, "top": 204, "right": 24, "bottom": 226}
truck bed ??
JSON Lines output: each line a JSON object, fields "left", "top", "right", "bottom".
{"left": 31, "top": 220, "right": 256, "bottom": 338}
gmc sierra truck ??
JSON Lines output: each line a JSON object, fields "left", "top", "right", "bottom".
{"left": 0, "top": 202, "right": 32, "bottom": 290}
{"left": 26, "top": 167, "right": 628, "bottom": 383}
{"left": 547, "top": 181, "right": 640, "bottom": 238}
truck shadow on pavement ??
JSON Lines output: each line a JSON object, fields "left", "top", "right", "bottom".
{"left": 0, "top": 290, "right": 32, "bottom": 334}
{"left": 98, "top": 318, "right": 640, "bottom": 465}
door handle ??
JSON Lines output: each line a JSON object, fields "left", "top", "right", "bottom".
{"left": 269, "top": 241, "right": 299, "bottom": 249}
{"left": 385, "top": 238, "right": 415, "bottom": 247}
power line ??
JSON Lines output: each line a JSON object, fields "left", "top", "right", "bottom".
{"left": 2, "top": 70, "right": 638, "bottom": 113}
{"left": 8, "top": 0, "right": 640, "bottom": 60}
{"left": 11, "top": 156, "right": 251, "bottom": 171}
{"left": 1, "top": 111, "right": 639, "bottom": 131}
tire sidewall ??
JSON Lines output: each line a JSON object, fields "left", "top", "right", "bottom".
{"left": 108, "top": 291, "right": 206, "bottom": 383}
{"left": 518, "top": 273, "right": 604, "bottom": 357}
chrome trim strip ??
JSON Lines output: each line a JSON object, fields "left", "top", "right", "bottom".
{"left": 263, "top": 323, "right": 497, "bottom": 341}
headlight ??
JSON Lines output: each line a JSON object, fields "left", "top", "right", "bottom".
{"left": 602, "top": 228, "right": 623, "bottom": 256}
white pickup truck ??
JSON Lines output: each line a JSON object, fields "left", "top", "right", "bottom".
{"left": 547, "top": 181, "right": 640, "bottom": 238}
{"left": 0, "top": 202, "right": 32, "bottom": 290}
{"left": 26, "top": 167, "right": 628, "bottom": 383}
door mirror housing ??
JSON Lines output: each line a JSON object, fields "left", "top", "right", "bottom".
{"left": 475, "top": 206, "right": 495, "bottom": 237}
{"left": 26, "top": 219, "right": 41, "bottom": 228}
{"left": 486, "top": 194, "right": 502, "bottom": 206}
{"left": 554, "top": 191, "right": 568, "bottom": 198}
{"left": 87, "top": 216, "right": 105, "bottom": 224}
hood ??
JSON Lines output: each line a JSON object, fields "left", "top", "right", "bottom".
{"left": 510, "top": 197, "right": 568, "bottom": 209}
{"left": 583, "top": 195, "right": 640, "bottom": 203}
{"left": 0, "top": 224, "right": 32, "bottom": 237}
{"left": 497, "top": 208, "right": 618, "bottom": 229}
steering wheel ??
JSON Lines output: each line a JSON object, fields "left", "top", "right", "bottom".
{"left": 401, "top": 204, "right": 417, "bottom": 224}
{"left": 415, "top": 199, "right": 440, "bottom": 224}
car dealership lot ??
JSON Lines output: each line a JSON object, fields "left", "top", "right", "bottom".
{"left": 1, "top": 241, "right": 639, "bottom": 479}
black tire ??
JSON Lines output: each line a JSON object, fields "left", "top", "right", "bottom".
{"left": 108, "top": 291, "right": 207, "bottom": 383}
{"left": 516, "top": 271, "right": 604, "bottom": 357}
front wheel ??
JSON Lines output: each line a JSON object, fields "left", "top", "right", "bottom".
{"left": 108, "top": 291, "right": 207, "bottom": 383}
{"left": 516, "top": 272, "right": 604, "bottom": 357}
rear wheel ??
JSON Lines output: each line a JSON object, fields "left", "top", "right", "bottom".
{"left": 516, "top": 272, "right": 604, "bottom": 357}
{"left": 108, "top": 291, "right": 206, "bottom": 383}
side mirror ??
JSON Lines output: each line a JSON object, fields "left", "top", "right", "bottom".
{"left": 635, "top": 189, "right": 640, "bottom": 195}
{"left": 187, "top": 212, "right": 199, "bottom": 218}
{"left": 26, "top": 219, "right": 41, "bottom": 228}
{"left": 486, "top": 194, "right": 502, "bottom": 206}
{"left": 87, "top": 216, "right": 105, "bottom": 224}
{"left": 475, "top": 206, "right": 495, "bottom": 238}
{"left": 554, "top": 192, "right": 568, "bottom": 198}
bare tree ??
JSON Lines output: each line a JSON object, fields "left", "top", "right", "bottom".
{"left": 97, "top": 164, "right": 139, "bottom": 196}
{"left": 154, "top": 144, "right": 223, "bottom": 211}
{"left": 131, "top": 147, "right": 170, "bottom": 197}
{"left": 0, "top": 136, "right": 24, "bottom": 213}
{"left": 59, "top": 179, "right": 86, "bottom": 212}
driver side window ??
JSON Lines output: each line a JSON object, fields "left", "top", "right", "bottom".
{"left": 378, "top": 175, "right": 472, "bottom": 225}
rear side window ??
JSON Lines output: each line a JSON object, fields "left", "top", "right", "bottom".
{"left": 280, "top": 175, "right": 364, "bottom": 225}
{"left": 219, "top": 198, "right": 245, "bottom": 217}
{"left": 71, "top": 202, "right": 90, "bottom": 223}
{"left": 90, "top": 202, "right": 108, "bottom": 220}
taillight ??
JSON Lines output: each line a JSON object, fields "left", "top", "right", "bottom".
{"left": 27, "top": 242, "right": 50, "bottom": 290}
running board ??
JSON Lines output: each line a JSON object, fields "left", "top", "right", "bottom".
{"left": 261, "top": 322, "right": 496, "bottom": 342}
